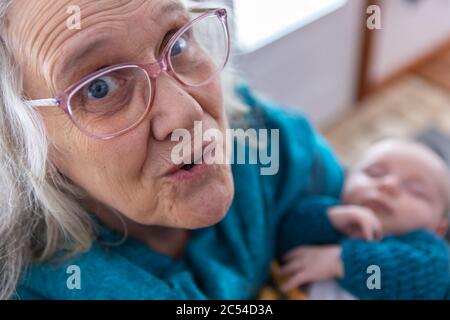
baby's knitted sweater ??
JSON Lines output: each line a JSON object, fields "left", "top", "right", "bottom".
{"left": 277, "top": 196, "right": 450, "bottom": 300}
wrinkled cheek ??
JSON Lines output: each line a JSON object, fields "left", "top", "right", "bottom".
{"left": 131, "top": 179, "right": 178, "bottom": 225}
{"left": 203, "top": 80, "right": 224, "bottom": 119}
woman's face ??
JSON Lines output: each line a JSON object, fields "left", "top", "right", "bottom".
{"left": 5, "top": 0, "right": 234, "bottom": 229}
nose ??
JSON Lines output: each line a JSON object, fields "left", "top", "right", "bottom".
{"left": 149, "top": 75, "right": 204, "bottom": 141}
{"left": 376, "top": 175, "right": 400, "bottom": 197}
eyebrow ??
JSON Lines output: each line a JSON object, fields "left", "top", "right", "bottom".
{"left": 159, "top": 2, "right": 187, "bottom": 16}
{"left": 57, "top": 2, "right": 188, "bottom": 83}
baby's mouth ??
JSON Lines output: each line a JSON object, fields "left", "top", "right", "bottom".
{"left": 362, "top": 198, "right": 393, "bottom": 216}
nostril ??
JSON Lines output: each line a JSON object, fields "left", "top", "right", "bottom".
{"left": 378, "top": 178, "right": 400, "bottom": 195}
{"left": 150, "top": 114, "right": 173, "bottom": 141}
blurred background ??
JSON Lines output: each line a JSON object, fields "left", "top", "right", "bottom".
{"left": 227, "top": 0, "right": 450, "bottom": 166}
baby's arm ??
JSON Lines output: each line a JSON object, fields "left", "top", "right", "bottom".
{"left": 338, "top": 231, "right": 450, "bottom": 300}
{"left": 276, "top": 196, "right": 344, "bottom": 258}
{"left": 280, "top": 231, "right": 450, "bottom": 299}
{"left": 277, "top": 197, "right": 382, "bottom": 258}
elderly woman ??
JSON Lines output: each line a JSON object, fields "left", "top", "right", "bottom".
{"left": 0, "top": 0, "right": 343, "bottom": 300}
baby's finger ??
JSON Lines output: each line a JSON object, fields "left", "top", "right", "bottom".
{"left": 283, "top": 247, "right": 308, "bottom": 262}
{"left": 278, "top": 260, "right": 305, "bottom": 276}
{"left": 280, "top": 272, "right": 311, "bottom": 293}
{"left": 347, "top": 223, "right": 364, "bottom": 238}
{"left": 373, "top": 220, "right": 384, "bottom": 241}
{"left": 361, "top": 222, "right": 375, "bottom": 241}
{"left": 365, "top": 214, "right": 382, "bottom": 241}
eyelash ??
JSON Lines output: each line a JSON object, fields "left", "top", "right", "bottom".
{"left": 95, "top": 65, "right": 109, "bottom": 72}
{"left": 159, "top": 15, "right": 191, "bottom": 53}
{"left": 405, "top": 182, "right": 429, "bottom": 199}
{"left": 363, "top": 167, "right": 433, "bottom": 202}
{"left": 159, "top": 29, "right": 180, "bottom": 54}
{"left": 364, "top": 165, "right": 387, "bottom": 178}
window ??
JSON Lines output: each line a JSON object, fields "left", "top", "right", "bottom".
{"left": 234, "top": 0, "right": 348, "bottom": 53}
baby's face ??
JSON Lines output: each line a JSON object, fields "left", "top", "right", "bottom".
{"left": 343, "top": 140, "right": 450, "bottom": 236}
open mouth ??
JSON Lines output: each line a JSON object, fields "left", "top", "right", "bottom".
{"left": 176, "top": 141, "right": 218, "bottom": 172}
{"left": 168, "top": 161, "right": 209, "bottom": 181}
{"left": 181, "top": 163, "right": 197, "bottom": 171}
{"left": 165, "top": 140, "right": 218, "bottom": 179}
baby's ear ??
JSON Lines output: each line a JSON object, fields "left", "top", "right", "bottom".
{"left": 435, "top": 218, "right": 449, "bottom": 237}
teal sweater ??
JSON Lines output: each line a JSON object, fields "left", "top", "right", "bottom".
{"left": 277, "top": 197, "right": 450, "bottom": 299}
{"left": 16, "top": 85, "right": 345, "bottom": 299}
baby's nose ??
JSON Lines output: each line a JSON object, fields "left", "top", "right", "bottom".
{"left": 377, "top": 175, "right": 400, "bottom": 196}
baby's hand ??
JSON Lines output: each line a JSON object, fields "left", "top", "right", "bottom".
{"left": 278, "top": 245, "right": 344, "bottom": 292}
{"left": 328, "top": 205, "right": 383, "bottom": 241}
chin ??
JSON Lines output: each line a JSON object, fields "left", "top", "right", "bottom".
{"left": 182, "top": 184, "right": 234, "bottom": 229}
{"left": 175, "top": 171, "right": 235, "bottom": 229}
{"left": 182, "top": 207, "right": 229, "bottom": 229}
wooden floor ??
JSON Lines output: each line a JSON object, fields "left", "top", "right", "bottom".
{"left": 416, "top": 45, "right": 450, "bottom": 92}
{"left": 323, "top": 75, "right": 450, "bottom": 166}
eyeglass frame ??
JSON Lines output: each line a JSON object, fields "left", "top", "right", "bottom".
{"left": 26, "top": 8, "right": 230, "bottom": 141}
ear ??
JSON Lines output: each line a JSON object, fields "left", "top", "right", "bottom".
{"left": 435, "top": 218, "right": 449, "bottom": 237}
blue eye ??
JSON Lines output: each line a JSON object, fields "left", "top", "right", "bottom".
{"left": 88, "top": 79, "right": 109, "bottom": 99}
{"left": 87, "top": 76, "right": 117, "bottom": 100}
{"left": 171, "top": 36, "right": 187, "bottom": 57}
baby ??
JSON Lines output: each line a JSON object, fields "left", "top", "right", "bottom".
{"left": 277, "top": 139, "right": 450, "bottom": 299}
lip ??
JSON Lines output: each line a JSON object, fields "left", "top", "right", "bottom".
{"left": 164, "top": 140, "right": 218, "bottom": 179}
{"left": 362, "top": 198, "right": 393, "bottom": 216}
{"left": 167, "top": 162, "right": 211, "bottom": 181}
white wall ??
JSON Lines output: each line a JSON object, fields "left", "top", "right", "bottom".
{"left": 234, "top": 0, "right": 365, "bottom": 127}
{"left": 369, "top": 0, "right": 450, "bottom": 84}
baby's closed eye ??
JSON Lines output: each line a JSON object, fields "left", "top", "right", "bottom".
{"left": 364, "top": 163, "right": 388, "bottom": 178}
{"left": 404, "top": 179, "right": 431, "bottom": 201}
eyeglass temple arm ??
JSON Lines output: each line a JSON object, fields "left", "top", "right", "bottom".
{"left": 189, "top": 7, "right": 220, "bottom": 13}
{"left": 27, "top": 98, "right": 60, "bottom": 107}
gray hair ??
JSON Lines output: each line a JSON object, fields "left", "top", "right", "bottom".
{"left": 0, "top": 0, "right": 246, "bottom": 300}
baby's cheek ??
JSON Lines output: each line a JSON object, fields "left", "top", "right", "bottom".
{"left": 426, "top": 202, "right": 446, "bottom": 227}
{"left": 403, "top": 200, "right": 435, "bottom": 228}
{"left": 343, "top": 179, "right": 368, "bottom": 203}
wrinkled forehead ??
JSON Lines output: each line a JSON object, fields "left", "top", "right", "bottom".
{"left": 4, "top": 0, "right": 188, "bottom": 94}
{"left": 4, "top": 0, "right": 185, "bottom": 61}
{"left": 6, "top": 0, "right": 139, "bottom": 40}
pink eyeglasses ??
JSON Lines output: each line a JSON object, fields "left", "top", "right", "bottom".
{"left": 27, "top": 8, "right": 230, "bottom": 140}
